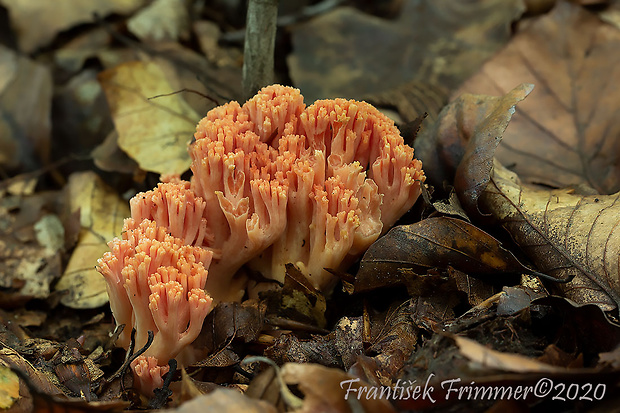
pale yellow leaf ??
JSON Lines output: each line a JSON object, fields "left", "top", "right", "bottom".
{"left": 99, "top": 60, "right": 199, "bottom": 175}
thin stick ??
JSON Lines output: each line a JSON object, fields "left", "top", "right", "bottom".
{"left": 243, "top": 0, "right": 279, "bottom": 100}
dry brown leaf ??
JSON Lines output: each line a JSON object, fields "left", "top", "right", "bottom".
{"left": 454, "top": 84, "right": 534, "bottom": 216}
{"left": 456, "top": 1, "right": 620, "bottom": 194}
{"left": 264, "top": 316, "right": 362, "bottom": 370}
{"left": 91, "top": 131, "right": 138, "bottom": 173}
{"left": 0, "top": 0, "right": 145, "bottom": 53}
{"left": 199, "top": 299, "right": 266, "bottom": 355}
{"left": 53, "top": 69, "right": 114, "bottom": 160}
{"left": 98, "top": 60, "right": 200, "bottom": 175}
{"left": 280, "top": 363, "right": 397, "bottom": 413}
{"left": 450, "top": 268, "right": 500, "bottom": 307}
{"left": 0, "top": 44, "right": 52, "bottom": 169}
{"left": 55, "top": 172, "right": 129, "bottom": 309}
{"left": 53, "top": 27, "right": 112, "bottom": 74}
{"left": 496, "top": 280, "right": 548, "bottom": 316}
{"left": 481, "top": 161, "right": 620, "bottom": 312}
{"left": 193, "top": 21, "right": 242, "bottom": 68}
{"left": 278, "top": 264, "right": 327, "bottom": 328}
{"left": 364, "top": 80, "right": 449, "bottom": 123}
{"left": 0, "top": 347, "right": 63, "bottom": 397}
{"left": 365, "top": 301, "right": 419, "bottom": 378}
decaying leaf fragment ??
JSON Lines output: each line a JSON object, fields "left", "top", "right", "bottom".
{"left": 0, "top": 185, "right": 64, "bottom": 301}
{"left": 481, "top": 161, "right": 620, "bottom": 311}
{"left": 454, "top": 83, "right": 534, "bottom": 216}
{"left": 55, "top": 172, "right": 129, "bottom": 309}
{"left": 98, "top": 60, "right": 200, "bottom": 175}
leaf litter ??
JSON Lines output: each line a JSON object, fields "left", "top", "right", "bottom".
{"left": 1, "top": 0, "right": 620, "bottom": 412}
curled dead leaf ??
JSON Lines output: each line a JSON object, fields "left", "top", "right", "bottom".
{"left": 454, "top": 335, "right": 564, "bottom": 373}
{"left": 454, "top": 83, "right": 534, "bottom": 217}
{"left": 0, "top": 189, "right": 63, "bottom": 302}
{"left": 414, "top": 82, "right": 533, "bottom": 205}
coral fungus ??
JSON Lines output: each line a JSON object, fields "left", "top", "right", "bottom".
{"left": 98, "top": 84, "right": 424, "bottom": 395}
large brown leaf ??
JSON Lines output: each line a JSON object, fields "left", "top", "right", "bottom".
{"left": 456, "top": 1, "right": 620, "bottom": 194}
{"left": 481, "top": 161, "right": 620, "bottom": 311}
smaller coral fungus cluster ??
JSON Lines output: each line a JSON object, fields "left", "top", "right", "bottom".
{"left": 97, "top": 218, "right": 213, "bottom": 395}
{"left": 97, "top": 85, "right": 425, "bottom": 395}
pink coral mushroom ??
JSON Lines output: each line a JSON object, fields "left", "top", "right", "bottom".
{"left": 97, "top": 84, "right": 424, "bottom": 395}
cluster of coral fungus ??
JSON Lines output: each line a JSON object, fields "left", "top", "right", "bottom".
{"left": 97, "top": 85, "right": 425, "bottom": 395}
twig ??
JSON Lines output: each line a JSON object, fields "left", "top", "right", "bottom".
{"left": 221, "top": 0, "right": 344, "bottom": 44}
{"left": 243, "top": 0, "right": 279, "bottom": 100}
